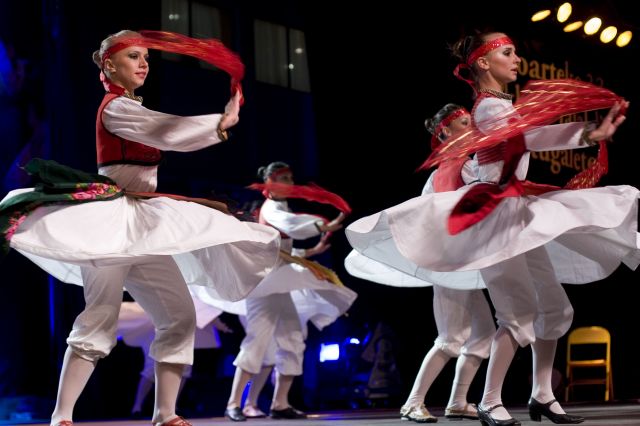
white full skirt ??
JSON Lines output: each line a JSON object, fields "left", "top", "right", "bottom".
{"left": 346, "top": 184, "right": 640, "bottom": 287}
{"left": 4, "top": 189, "right": 281, "bottom": 301}
{"left": 191, "top": 258, "right": 357, "bottom": 331}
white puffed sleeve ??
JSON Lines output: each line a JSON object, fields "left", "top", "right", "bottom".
{"left": 261, "top": 199, "right": 323, "bottom": 240}
{"left": 102, "top": 97, "right": 225, "bottom": 152}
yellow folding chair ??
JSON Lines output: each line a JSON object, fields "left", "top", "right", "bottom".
{"left": 565, "top": 326, "right": 613, "bottom": 401}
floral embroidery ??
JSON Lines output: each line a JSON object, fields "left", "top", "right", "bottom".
{"left": 4, "top": 213, "right": 26, "bottom": 242}
{"left": 0, "top": 159, "right": 125, "bottom": 256}
{"left": 70, "top": 183, "right": 121, "bottom": 201}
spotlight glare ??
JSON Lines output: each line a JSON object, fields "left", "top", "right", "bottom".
{"left": 563, "top": 21, "right": 583, "bottom": 32}
{"left": 584, "top": 17, "right": 602, "bottom": 35}
{"left": 319, "top": 343, "right": 340, "bottom": 362}
{"left": 616, "top": 31, "right": 632, "bottom": 47}
{"left": 531, "top": 10, "right": 551, "bottom": 22}
{"left": 600, "top": 26, "right": 618, "bottom": 43}
{"left": 557, "top": 3, "right": 572, "bottom": 23}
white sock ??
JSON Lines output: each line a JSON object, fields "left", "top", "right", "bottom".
{"left": 531, "top": 338, "right": 565, "bottom": 414}
{"left": 245, "top": 365, "right": 273, "bottom": 408}
{"left": 480, "top": 328, "right": 518, "bottom": 421}
{"left": 404, "top": 346, "right": 450, "bottom": 407}
{"left": 272, "top": 373, "right": 294, "bottom": 410}
{"left": 152, "top": 362, "right": 184, "bottom": 425}
{"left": 447, "top": 354, "right": 482, "bottom": 409}
{"left": 227, "top": 367, "right": 252, "bottom": 409}
{"left": 50, "top": 347, "right": 97, "bottom": 425}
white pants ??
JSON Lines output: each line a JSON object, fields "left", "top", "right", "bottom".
{"left": 433, "top": 286, "right": 495, "bottom": 358}
{"left": 234, "top": 293, "right": 305, "bottom": 375}
{"left": 140, "top": 347, "right": 193, "bottom": 380}
{"left": 480, "top": 246, "right": 574, "bottom": 346}
{"left": 67, "top": 256, "right": 196, "bottom": 364}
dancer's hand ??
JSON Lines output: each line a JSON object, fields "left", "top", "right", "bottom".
{"left": 318, "top": 212, "right": 346, "bottom": 232}
{"left": 587, "top": 100, "right": 629, "bottom": 143}
{"left": 305, "top": 240, "right": 331, "bottom": 258}
{"left": 219, "top": 91, "right": 242, "bottom": 131}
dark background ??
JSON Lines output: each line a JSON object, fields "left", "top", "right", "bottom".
{"left": 1, "top": 0, "right": 639, "bottom": 421}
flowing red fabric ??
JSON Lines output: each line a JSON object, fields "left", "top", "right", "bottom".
{"left": 432, "top": 159, "right": 466, "bottom": 193}
{"left": 248, "top": 183, "right": 352, "bottom": 215}
{"left": 419, "top": 79, "right": 625, "bottom": 171}
{"left": 564, "top": 141, "right": 609, "bottom": 189}
{"left": 448, "top": 180, "right": 524, "bottom": 235}
{"left": 447, "top": 134, "right": 527, "bottom": 234}
{"left": 443, "top": 81, "right": 616, "bottom": 235}
{"left": 103, "top": 31, "right": 245, "bottom": 103}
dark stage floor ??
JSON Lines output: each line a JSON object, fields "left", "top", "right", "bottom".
{"left": 11, "top": 402, "right": 640, "bottom": 425}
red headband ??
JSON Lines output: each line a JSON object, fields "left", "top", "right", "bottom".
{"left": 453, "top": 36, "right": 514, "bottom": 92}
{"left": 466, "top": 36, "right": 513, "bottom": 66}
{"left": 99, "top": 31, "right": 245, "bottom": 103}
{"left": 101, "top": 41, "right": 129, "bottom": 63}
{"left": 431, "top": 108, "right": 469, "bottom": 150}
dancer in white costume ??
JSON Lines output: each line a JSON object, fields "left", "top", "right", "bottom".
{"left": 236, "top": 315, "right": 276, "bottom": 419}
{"left": 231, "top": 285, "right": 339, "bottom": 420}
{"left": 347, "top": 31, "right": 635, "bottom": 426}
{"left": 192, "top": 161, "right": 356, "bottom": 422}
{"left": 346, "top": 104, "right": 495, "bottom": 423}
{"left": 0, "top": 30, "right": 280, "bottom": 426}
{"left": 117, "top": 296, "right": 232, "bottom": 417}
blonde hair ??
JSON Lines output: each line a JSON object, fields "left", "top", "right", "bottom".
{"left": 92, "top": 30, "right": 141, "bottom": 73}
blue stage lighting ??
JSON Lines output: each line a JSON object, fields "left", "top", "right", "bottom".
{"left": 319, "top": 343, "right": 340, "bottom": 362}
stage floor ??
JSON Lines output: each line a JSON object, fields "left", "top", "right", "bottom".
{"left": 13, "top": 402, "right": 640, "bottom": 425}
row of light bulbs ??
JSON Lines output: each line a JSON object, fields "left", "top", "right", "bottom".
{"left": 531, "top": 2, "right": 632, "bottom": 47}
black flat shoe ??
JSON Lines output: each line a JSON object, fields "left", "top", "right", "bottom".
{"left": 270, "top": 406, "right": 307, "bottom": 419}
{"left": 528, "top": 398, "right": 584, "bottom": 424}
{"left": 224, "top": 407, "right": 247, "bottom": 422}
{"left": 477, "top": 404, "right": 521, "bottom": 426}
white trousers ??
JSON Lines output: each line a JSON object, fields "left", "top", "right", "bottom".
{"left": 67, "top": 256, "right": 196, "bottom": 364}
{"left": 140, "top": 347, "right": 193, "bottom": 381}
{"left": 234, "top": 293, "right": 305, "bottom": 375}
{"left": 480, "top": 245, "right": 574, "bottom": 346}
{"left": 433, "top": 286, "right": 495, "bottom": 358}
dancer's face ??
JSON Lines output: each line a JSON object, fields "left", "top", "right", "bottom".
{"left": 104, "top": 46, "right": 149, "bottom": 93}
{"left": 439, "top": 112, "right": 471, "bottom": 142}
{"left": 478, "top": 33, "right": 520, "bottom": 85}
{"left": 271, "top": 170, "right": 294, "bottom": 185}
{"left": 446, "top": 112, "right": 472, "bottom": 137}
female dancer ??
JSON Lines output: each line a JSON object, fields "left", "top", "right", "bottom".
{"left": 193, "top": 161, "right": 356, "bottom": 422}
{"left": 346, "top": 104, "right": 495, "bottom": 423}
{"left": 346, "top": 32, "right": 634, "bottom": 426}
{"left": 1, "top": 30, "right": 280, "bottom": 426}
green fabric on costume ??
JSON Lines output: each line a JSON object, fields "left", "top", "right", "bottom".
{"left": 0, "top": 158, "right": 123, "bottom": 254}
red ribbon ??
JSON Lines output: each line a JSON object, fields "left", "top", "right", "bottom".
{"left": 248, "top": 182, "right": 352, "bottom": 215}
{"left": 420, "top": 79, "right": 625, "bottom": 171}
{"left": 101, "top": 30, "right": 245, "bottom": 103}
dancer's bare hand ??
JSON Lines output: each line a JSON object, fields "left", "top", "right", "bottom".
{"left": 588, "top": 101, "right": 629, "bottom": 142}
{"left": 219, "top": 91, "right": 242, "bottom": 131}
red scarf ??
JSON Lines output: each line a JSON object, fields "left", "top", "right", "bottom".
{"left": 248, "top": 182, "right": 351, "bottom": 215}
{"left": 420, "top": 79, "right": 624, "bottom": 171}
{"left": 101, "top": 30, "right": 245, "bottom": 102}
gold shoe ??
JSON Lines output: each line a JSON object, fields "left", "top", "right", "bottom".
{"left": 445, "top": 403, "right": 478, "bottom": 419}
{"left": 399, "top": 404, "right": 437, "bottom": 423}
